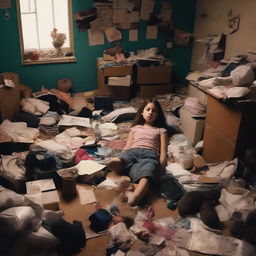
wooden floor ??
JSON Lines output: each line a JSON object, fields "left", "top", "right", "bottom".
{"left": 59, "top": 173, "right": 208, "bottom": 256}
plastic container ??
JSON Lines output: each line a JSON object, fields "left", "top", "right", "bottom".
{"left": 176, "top": 146, "right": 193, "bottom": 170}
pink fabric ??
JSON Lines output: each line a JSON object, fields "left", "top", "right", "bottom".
{"left": 143, "top": 220, "right": 174, "bottom": 240}
{"left": 74, "top": 148, "right": 94, "bottom": 164}
{"left": 130, "top": 125, "right": 167, "bottom": 152}
{"left": 107, "top": 140, "right": 127, "bottom": 150}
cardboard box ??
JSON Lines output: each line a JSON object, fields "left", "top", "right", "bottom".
{"left": 203, "top": 123, "right": 235, "bottom": 163}
{"left": 26, "top": 190, "right": 60, "bottom": 211}
{"left": 136, "top": 65, "right": 171, "bottom": 84}
{"left": 103, "top": 65, "right": 133, "bottom": 76}
{"left": 109, "top": 84, "right": 136, "bottom": 100}
{"left": 140, "top": 84, "right": 171, "bottom": 98}
{"left": 180, "top": 107, "right": 205, "bottom": 145}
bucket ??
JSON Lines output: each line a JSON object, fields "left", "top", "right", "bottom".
{"left": 62, "top": 176, "right": 77, "bottom": 197}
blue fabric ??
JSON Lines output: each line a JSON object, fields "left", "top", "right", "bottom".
{"left": 89, "top": 209, "right": 112, "bottom": 232}
{"left": 119, "top": 148, "right": 159, "bottom": 183}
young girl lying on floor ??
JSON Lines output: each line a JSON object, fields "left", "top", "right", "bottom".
{"left": 107, "top": 98, "right": 168, "bottom": 206}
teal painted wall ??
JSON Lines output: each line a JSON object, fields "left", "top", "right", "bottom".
{"left": 0, "top": 0, "right": 195, "bottom": 92}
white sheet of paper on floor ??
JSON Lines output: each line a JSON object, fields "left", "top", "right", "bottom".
{"left": 99, "top": 123, "right": 118, "bottom": 130}
{"left": 26, "top": 178, "right": 56, "bottom": 194}
{"left": 96, "top": 178, "right": 118, "bottom": 188}
{"left": 86, "top": 227, "right": 107, "bottom": 239}
{"left": 113, "top": 250, "right": 126, "bottom": 256}
{"left": 78, "top": 188, "right": 96, "bottom": 205}
{"left": 58, "top": 115, "right": 91, "bottom": 128}
{"left": 77, "top": 160, "right": 106, "bottom": 175}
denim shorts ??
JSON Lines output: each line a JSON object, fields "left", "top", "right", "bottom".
{"left": 119, "top": 148, "right": 160, "bottom": 183}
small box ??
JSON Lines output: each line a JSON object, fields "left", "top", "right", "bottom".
{"left": 140, "top": 84, "right": 172, "bottom": 98}
{"left": 26, "top": 190, "right": 60, "bottom": 211}
{"left": 136, "top": 65, "right": 171, "bottom": 84}
{"left": 180, "top": 107, "right": 205, "bottom": 145}
{"left": 41, "top": 190, "right": 60, "bottom": 211}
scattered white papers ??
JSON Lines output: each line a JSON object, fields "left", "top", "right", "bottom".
{"left": 146, "top": 25, "right": 158, "bottom": 39}
{"left": 129, "top": 29, "right": 138, "bottom": 41}
{"left": 105, "top": 27, "right": 122, "bottom": 42}
{"left": 99, "top": 123, "right": 118, "bottom": 130}
{"left": 58, "top": 115, "right": 91, "bottom": 128}
{"left": 78, "top": 188, "right": 96, "bottom": 205}
{"left": 92, "top": 109, "right": 103, "bottom": 116}
{"left": 165, "top": 163, "right": 191, "bottom": 177}
{"left": 88, "top": 29, "right": 105, "bottom": 46}
{"left": 3, "top": 79, "right": 15, "bottom": 87}
{"left": 97, "top": 178, "right": 119, "bottom": 188}
{"left": 76, "top": 160, "right": 106, "bottom": 176}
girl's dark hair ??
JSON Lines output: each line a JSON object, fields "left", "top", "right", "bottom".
{"left": 131, "top": 98, "right": 167, "bottom": 129}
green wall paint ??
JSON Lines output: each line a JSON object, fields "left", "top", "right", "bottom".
{"left": 0, "top": 0, "right": 195, "bottom": 92}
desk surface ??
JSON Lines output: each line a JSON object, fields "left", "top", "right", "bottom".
{"left": 190, "top": 81, "right": 256, "bottom": 107}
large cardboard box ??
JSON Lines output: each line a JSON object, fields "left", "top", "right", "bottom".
{"left": 136, "top": 65, "right": 171, "bottom": 84}
{"left": 180, "top": 107, "right": 205, "bottom": 145}
{"left": 140, "top": 84, "right": 171, "bottom": 98}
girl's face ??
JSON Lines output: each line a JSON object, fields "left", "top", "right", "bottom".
{"left": 142, "top": 102, "right": 158, "bottom": 125}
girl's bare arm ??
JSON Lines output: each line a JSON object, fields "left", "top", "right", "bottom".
{"left": 123, "top": 130, "right": 134, "bottom": 150}
{"left": 159, "top": 132, "right": 168, "bottom": 169}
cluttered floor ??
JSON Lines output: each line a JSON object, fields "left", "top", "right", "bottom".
{"left": 0, "top": 89, "right": 256, "bottom": 256}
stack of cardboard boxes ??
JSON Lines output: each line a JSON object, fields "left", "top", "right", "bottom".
{"left": 97, "top": 61, "right": 135, "bottom": 100}
{"left": 97, "top": 59, "right": 172, "bottom": 100}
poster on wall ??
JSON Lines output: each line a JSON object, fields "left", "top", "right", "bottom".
{"left": 88, "top": 30, "right": 105, "bottom": 46}
{"left": 75, "top": 8, "right": 97, "bottom": 32}
{"left": 94, "top": 3, "right": 113, "bottom": 29}
{"left": 0, "top": 0, "right": 11, "bottom": 9}
{"left": 113, "top": 0, "right": 141, "bottom": 30}
{"left": 129, "top": 29, "right": 138, "bottom": 41}
{"left": 105, "top": 27, "right": 122, "bottom": 42}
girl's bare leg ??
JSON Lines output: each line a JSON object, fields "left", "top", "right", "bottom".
{"left": 127, "top": 178, "right": 149, "bottom": 206}
{"left": 107, "top": 157, "right": 124, "bottom": 175}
